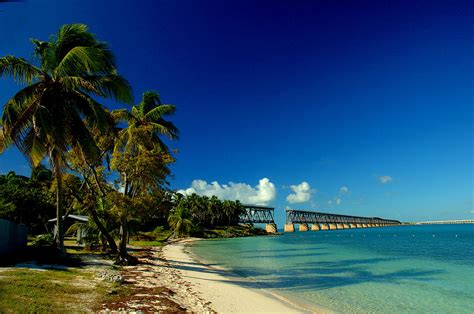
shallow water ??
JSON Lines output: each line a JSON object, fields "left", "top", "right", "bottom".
{"left": 190, "top": 225, "right": 474, "bottom": 313}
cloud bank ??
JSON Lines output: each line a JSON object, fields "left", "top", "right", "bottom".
{"left": 286, "top": 181, "right": 312, "bottom": 204}
{"left": 177, "top": 178, "right": 276, "bottom": 206}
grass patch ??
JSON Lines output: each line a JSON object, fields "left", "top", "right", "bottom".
{"left": 0, "top": 268, "right": 110, "bottom": 313}
{"left": 129, "top": 226, "right": 172, "bottom": 248}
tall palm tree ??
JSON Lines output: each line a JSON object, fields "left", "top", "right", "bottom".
{"left": 168, "top": 203, "right": 193, "bottom": 238}
{"left": 111, "top": 91, "right": 178, "bottom": 257}
{"left": 0, "top": 24, "right": 132, "bottom": 254}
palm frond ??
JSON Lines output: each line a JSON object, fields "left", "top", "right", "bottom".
{"left": 145, "top": 104, "right": 176, "bottom": 121}
{"left": 55, "top": 46, "right": 115, "bottom": 77}
{"left": 0, "top": 56, "right": 43, "bottom": 84}
{"left": 151, "top": 119, "right": 179, "bottom": 139}
{"left": 112, "top": 109, "right": 136, "bottom": 124}
{"left": 140, "top": 91, "right": 162, "bottom": 115}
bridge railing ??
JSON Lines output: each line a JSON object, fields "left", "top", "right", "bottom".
{"left": 285, "top": 209, "right": 401, "bottom": 226}
{"left": 240, "top": 205, "right": 275, "bottom": 224}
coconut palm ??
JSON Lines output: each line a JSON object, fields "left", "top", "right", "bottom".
{"left": 111, "top": 91, "right": 178, "bottom": 257}
{"left": 168, "top": 203, "right": 193, "bottom": 238}
{"left": 112, "top": 91, "right": 179, "bottom": 152}
{"left": 0, "top": 24, "right": 132, "bottom": 254}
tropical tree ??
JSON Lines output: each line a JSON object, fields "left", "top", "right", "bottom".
{"left": 174, "top": 193, "right": 245, "bottom": 229}
{"left": 168, "top": 203, "right": 193, "bottom": 238}
{"left": 112, "top": 91, "right": 179, "bottom": 152}
{"left": 0, "top": 170, "right": 55, "bottom": 233}
{"left": 0, "top": 24, "right": 132, "bottom": 254}
{"left": 111, "top": 91, "right": 178, "bottom": 258}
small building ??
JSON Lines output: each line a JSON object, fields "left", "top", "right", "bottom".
{"left": 48, "top": 214, "right": 89, "bottom": 243}
{"left": 0, "top": 218, "right": 27, "bottom": 257}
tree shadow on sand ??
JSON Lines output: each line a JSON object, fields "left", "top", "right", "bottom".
{"left": 163, "top": 256, "right": 445, "bottom": 292}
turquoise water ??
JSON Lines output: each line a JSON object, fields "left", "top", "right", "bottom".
{"left": 190, "top": 225, "right": 474, "bottom": 313}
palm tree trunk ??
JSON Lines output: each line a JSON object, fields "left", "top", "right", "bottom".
{"left": 77, "top": 175, "right": 117, "bottom": 253}
{"left": 119, "top": 220, "right": 128, "bottom": 257}
{"left": 89, "top": 209, "right": 117, "bottom": 253}
{"left": 52, "top": 159, "right": 65, "bottom": 255}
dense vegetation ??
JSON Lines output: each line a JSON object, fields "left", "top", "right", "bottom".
{"left": 0, "top": 23, "right": 264, "bottom": 262}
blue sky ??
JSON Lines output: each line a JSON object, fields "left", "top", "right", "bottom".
{"left": 0, "top": 0, "right": 472, "bottom": 224}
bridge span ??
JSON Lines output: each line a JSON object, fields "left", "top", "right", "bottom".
{"left": 240, "top": 205, "right": 278, "bottom": 233}
{"left": 285, "top": 209, "right": 401, "bottom": 232}
{"left": 240, "top": 206, "right": 401, "bottom": 233}
{"left": 414, "top": 220, "right": 474, "bottom": 225}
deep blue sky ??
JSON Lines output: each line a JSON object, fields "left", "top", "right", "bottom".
{"left": 0, "top": 0, "right": 472, "bottom": 224}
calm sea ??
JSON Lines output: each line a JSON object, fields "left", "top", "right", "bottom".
{"left": 189, "top": 224, "right": 474, "bottom": 313}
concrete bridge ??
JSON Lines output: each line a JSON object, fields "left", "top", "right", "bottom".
{"left": 284, "top": 209, "right": 401, "bottom": 232}
{"left": 240, "top": 205, "right": 278, "bottom": 233}
{"left": 414, "top": 220, "right": 474, "bottom": 225}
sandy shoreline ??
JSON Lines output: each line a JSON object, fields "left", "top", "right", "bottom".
{"left": 99, "top": 238, "right": 328, "bottom": 313}
{"left": 162, "top": 238, "right": 322, "bottom": 313}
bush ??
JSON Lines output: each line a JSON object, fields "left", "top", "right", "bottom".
{"left": 31, "top": 233, "right": 54, "bottom": 248}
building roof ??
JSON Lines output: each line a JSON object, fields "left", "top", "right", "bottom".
{"left": 48, "top": 214, "right": 89, "bottom": 223}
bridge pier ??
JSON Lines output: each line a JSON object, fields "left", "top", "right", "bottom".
{"left": 284, "top": 209, "right": 401, "bottom": 233}
{"left": 265, "top": 223, "right": 277, "bottom": 234}
{"left": 311, "top": 224, "right": 321, "bottom": 231}
{"left": 299, "top": 223, "right": 309, "bottom": 232}
{"left": 284, "top": 223, "right": 295, "bottom": 232}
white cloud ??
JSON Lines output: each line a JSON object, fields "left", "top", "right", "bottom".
{"left": 378, "top": 175, "right": 392, "bottom": 184}
{"left": 340, "top": 186, "right": 349, "bottom": 194}
{"left": 328, "top": 197, "right": 342, "bottom": 206}
{"left": 286, "top": 181, "right": 313, "bottom": 204}
{"left": 177, "top": 178, "right": 276, "bottom": 206}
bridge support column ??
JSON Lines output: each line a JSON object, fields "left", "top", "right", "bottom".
{"left": 299, "top": 223, "right": 309, "bottom": 232}
{"left": 356, "top": 224, "right": 362, "bottom": 228}
{"left": 336, "top": 223, "right": 344, "bottom": 229}
{"left": 362, "top": 224, "right": 368, "bottom": 228}
{"left": 343, "top": 223, "right": 350, "bottom": 229}
{"left": 284, "top": 223, "right": 295, "bottom": 232}
{"left": 329, "top": 223, "right": 337, "bottom": 230}
{"left": 321, "top": 224, "right": 329, "bottom": 230}
{"left": 265, "top": 223, "right": 277, "bottom": 234}
{"left": 311, "top": 224, "right": 321, "bottom": 231}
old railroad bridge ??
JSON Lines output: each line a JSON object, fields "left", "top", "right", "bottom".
{"left": 240, "top": 205, "right": 401, "bottom": 233}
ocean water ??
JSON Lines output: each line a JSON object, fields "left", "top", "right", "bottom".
{"left": 189, "top": 225, "right": 474, "bottom": 313}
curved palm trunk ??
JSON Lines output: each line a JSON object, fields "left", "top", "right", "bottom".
{"left": 52, "top": 158, "right": 65, "bottom": 255}
{"left": 89, "top": 209, "right": 117, "bottom": 253}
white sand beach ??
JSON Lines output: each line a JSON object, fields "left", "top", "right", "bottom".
{"left": 162, "top": 239, "right": 319, "bottom": 313}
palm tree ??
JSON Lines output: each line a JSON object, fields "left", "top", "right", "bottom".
{"left": 0, "top": 24, "right": 132, "bottom": 254}
{"left": 111, "top": 91, "right": 178, "bottom": 257}
{"left": 168, "top": 203, "right": 193, "bottom": 238}
{"left": 112, "top": 91, "right": 179, "bottom": 152}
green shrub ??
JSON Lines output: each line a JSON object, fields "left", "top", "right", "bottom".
{"left": 31, "top": 233, "right": 54, "bottom": 248}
